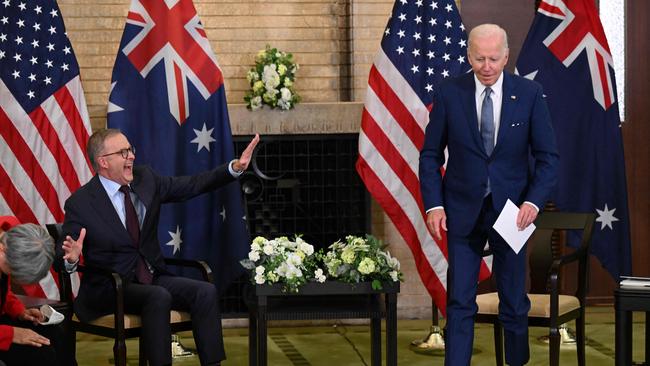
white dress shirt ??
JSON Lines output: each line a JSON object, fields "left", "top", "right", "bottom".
{"left": 474, "top": 72, "right": 504, "bottom": 146}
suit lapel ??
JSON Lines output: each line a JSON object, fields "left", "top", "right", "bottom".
{"left": 88, "top": 176, "right": 131, "bottom": 243}
{"left": 459, "top": 73, "right": 484, "bottom": 154}
{"left": 495, "top": 73, "right": 517, "bottom": 151}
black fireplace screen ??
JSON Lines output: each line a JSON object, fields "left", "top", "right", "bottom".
{"left": 220, "top": 134, "right": 370, "bottom": 317}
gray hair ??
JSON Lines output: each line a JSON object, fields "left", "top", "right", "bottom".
{"left": 468, "top": 23, "right": 509, "bottom": 51}
{"left": 3, "top": 224, "right": 54, "bottom": 284}
{"left": 87, "top": 128, "right": 122, "bottom": 172}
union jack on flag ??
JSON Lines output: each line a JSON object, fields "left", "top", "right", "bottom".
{"left": 356, "top": 0, "right": 490, "bottom": 316}
{"left": 108, "top": 0, "right": 249, "bottom": 292}
{"left": 517, "top": 0, "right": 631, "bottom": 279}
{"left": 0, "top": 0, "right": 88, "bottom": 299}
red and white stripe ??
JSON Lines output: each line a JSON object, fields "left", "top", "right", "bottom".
{"left": 357, "top": 49, "right": 491, "bottom": 316}
{"left": 0, "top": 75, "right": 89, "bottom": 299}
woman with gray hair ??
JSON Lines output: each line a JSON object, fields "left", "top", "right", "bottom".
{"left": 0, "top": 216, "right": 76, "bottom": 366}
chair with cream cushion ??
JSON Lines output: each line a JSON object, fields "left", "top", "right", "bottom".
{"left": 475, "top": 212, "right": 596, "bottom": 366}
{"left": 47, "top": 224, "right": 213, "bottom": 366}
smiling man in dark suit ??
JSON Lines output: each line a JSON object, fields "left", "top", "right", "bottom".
{"left": 61, "top": 128, "right": 259, "bottom": 366}
{"left": 419, "top": 24, "right": 559, "bottom": 366}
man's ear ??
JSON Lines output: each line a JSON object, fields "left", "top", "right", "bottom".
{"left": 98, "top": 156, "right": 108, "bottom": 169}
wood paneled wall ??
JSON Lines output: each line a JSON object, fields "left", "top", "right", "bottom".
{"left": 624, "top": 0, "right": 650, "bottom": 278}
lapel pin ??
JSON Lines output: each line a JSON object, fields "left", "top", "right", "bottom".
{"left": 511, "top": 95, "right": 517, "bottom": 100}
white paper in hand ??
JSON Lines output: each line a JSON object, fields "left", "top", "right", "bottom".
{"left": 39, "top": 304, "right": 65, "bottom": 325}
{"left": 492, "top": 199, "right": 536, "bottom": 254}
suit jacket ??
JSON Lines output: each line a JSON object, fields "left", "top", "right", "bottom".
{"left": 419, "top": 72, "right": 559, "bottom": 237}
{"left": 62, "top": 164, "right": 235, "bottom": 321}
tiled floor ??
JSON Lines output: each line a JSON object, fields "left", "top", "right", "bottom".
{"left": 75, "top": 306, "right": 645, "bottom": 365}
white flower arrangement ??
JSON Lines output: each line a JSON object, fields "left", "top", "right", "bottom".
{"left": 241, "top": 234, "right": 401, "bottom": 292}
{"left": 244, "top": 45, "right": 300, "bottom": 111}
{"left": 240, "top": 235, "right": 323, "bottom": 293}
{"left": 323, "top": 235, "right": 402, "bottom": 290}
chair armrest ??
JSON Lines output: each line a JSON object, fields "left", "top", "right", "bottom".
{"left": 548, "top": 243, "right": 589, "bottom": 281}
{"left": 75, "top": 264, "right": 126, "bottom": 329}
{"left": 164, "top": 258, "right": 213, "bottom": 283}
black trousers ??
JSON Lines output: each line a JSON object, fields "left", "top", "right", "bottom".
{"left": 0, "top": 315, "right": 76, "bottom": 366}
{"left": 123, "top": 275, "right": 225, "bottom": 366}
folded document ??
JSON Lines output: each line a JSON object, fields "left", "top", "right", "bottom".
{"left": 620, "top": 276, "right": 650, "bottom": 289}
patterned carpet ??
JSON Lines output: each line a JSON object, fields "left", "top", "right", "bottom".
{"left": 74, "top": 306, "right": 643, "bottom": 365}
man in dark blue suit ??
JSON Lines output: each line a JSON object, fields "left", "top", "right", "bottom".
{"left": 61, "top": 128, "right": 259, "bottom": 366}
{"left": 419, "top": 24, "right": 559, "bottom": 366}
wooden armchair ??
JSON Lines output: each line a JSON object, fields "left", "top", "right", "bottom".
{"left": 46, "top": 224, "right": 214, "bottom": 366}
{"left": 474, "top": 212, "right": 596, "bottom": 366}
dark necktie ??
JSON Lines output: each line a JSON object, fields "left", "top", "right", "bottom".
{"left": 480, "top": 87, "right": 495, "bottom": 156}
{"left": 119, "top": 185, "right": 152, "bottom": 284}
{"left": 480, "top": 87, "right": 494, "bottom": 196}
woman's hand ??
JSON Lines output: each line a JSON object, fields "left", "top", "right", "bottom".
{"left": 18, "top": 308, "right": 45, "bottom": 324}
{"left": 12, "top": 327, "right": 50, "bottom": 347}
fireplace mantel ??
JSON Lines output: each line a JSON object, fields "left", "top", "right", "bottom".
{"left": 229, "top": 102, "right": 363, "bottom": 135}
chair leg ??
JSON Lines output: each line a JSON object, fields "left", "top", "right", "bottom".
{"left": 114, "top": 337, "right": 127, "bottom": 366}
{"left": 494, "top": 322, "right": 504, "bottom": 366}
{"left": 549, "top": 326, "right": 560, "bottom": 366}
{"left": 139, "top": 336, "right": 147, "bottom": 366}
{"left": 576, "top": 313, "right": 586, "bottom": 366}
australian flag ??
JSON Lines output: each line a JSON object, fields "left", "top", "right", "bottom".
{"left": 107, "top": 0, "right": 249, "bottom": 292}
{"left": 516, "top": 0, "right": 631, "bottom": 279}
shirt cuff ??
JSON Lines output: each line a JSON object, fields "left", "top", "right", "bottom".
{"left": 523, "top": 201, "right": 540, "bottom": 213}
{"left": 228, "top": 159, "right": 244, "bottom": 178}
{"left": 425, "top": 206, "right": 444, "bottom": 214}
{"left": 64, "top": 259, "right": 79, "bottom": 273}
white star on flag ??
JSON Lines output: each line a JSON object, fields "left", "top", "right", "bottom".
{"left": 595, "top": 204, "right": 619, "bottom": 230}
{"left": 165, "top": 225, "right": 183, "bottom": 255}
{"left": 190, "top": 123, "right": 216, "bottom": 152}
{"left": 514, "top": 67, "right": 539, "bottom": 81}
{"left": 107, "top": 82, "right": 123, "bottom": 113}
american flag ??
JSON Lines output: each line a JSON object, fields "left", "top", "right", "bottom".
{"left": 356, "top": 0, "right": 490, "bottom": 315}
{"left": 0, "top": 0, "right": 89, "bottom": 299}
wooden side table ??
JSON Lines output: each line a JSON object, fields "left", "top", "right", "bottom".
{"left": 614, "top": 287, "right": 650, "bottom": 365}
{"left": 247, "top": 281, "right": 399, "bottom": 366}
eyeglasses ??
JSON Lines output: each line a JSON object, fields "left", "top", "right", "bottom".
{"left": 99, "top": 146, "right": 135, "bottom": 159}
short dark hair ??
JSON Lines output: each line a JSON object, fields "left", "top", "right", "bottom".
{"left": 87, "top": 128, "right": 122, "bottom": 172}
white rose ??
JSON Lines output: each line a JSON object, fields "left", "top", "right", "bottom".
{"left": 390, "top": 270, "right": 399, "bottom": 282}
{"left": 262, "top": 64, "right": 280, "bottom": 89}
{"left": 263, "top": 244, "right": 274, "bottom": 255}
{"left": 278, "top": 99, "right": 291, "bottom": 110}
{"left": 255, "top": 266, "right": 265, "bottom": 275}
{"left": 314, "top": 268, "right": 326, "bottom": 283}
{"left": 288, "top": 252, "right": 303, "bottom": 266}
{"left": 275, "top": 262, "right": 288, "bottom": 277}
{"left": 254, "top": 273, "right": 265, "bottom": 284}
{"left": 280, "top": 87, "right": 292, "bottom": 101}
{"left": 298, "top": 241, "right": 314, "bottom": 256}
{"left": 250, "top": 96, "right": 262, "bottom": 111}
{"left": 248, "top": 250, "right": 260, "bottom": 262}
